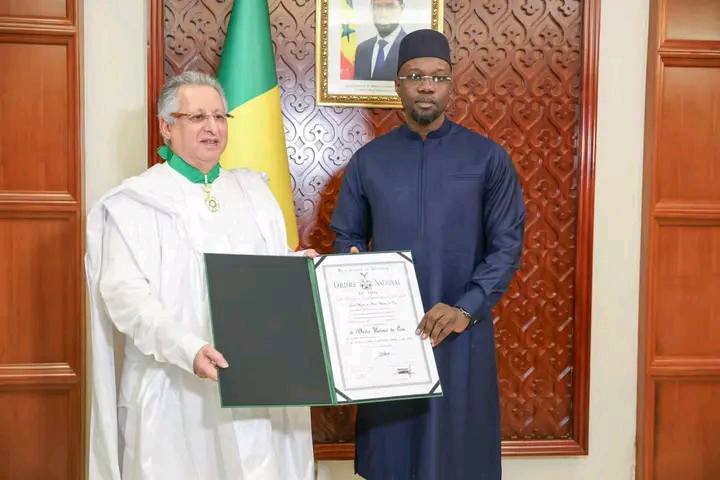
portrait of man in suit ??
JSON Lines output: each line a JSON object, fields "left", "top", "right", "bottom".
{"left": 320, "top": 0, "right": 439, "bottom": 105}
{"left": 353, "top": 0, "right": 407, "bottom": 81}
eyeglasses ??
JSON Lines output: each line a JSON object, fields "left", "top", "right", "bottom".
{"left": 171, "top": 112, "right": 234, "bottom": 124}
{"left": 397, "top": 73, "right": 452, "bottom": 84}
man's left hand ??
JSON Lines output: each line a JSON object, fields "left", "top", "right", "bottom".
{"left": 415, "top": 303, "right": 470, "bottom": 347}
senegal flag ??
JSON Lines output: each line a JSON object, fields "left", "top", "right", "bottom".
{"left": 340, "top": 0, "right": 357, "bottom": 79}
{"left": 217, "top": 0, "right": 298, "bottom": 248}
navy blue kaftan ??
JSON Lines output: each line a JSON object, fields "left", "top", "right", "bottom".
{"left": 331, "top": 118, "right": 526, "bottom": 480}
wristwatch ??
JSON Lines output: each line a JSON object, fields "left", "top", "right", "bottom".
{"left": 455, "top": 306, "right": 478, "bottom": 330}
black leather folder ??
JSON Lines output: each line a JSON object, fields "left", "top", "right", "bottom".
{"left": 205, "top": 252, "right": 442, "bottom": 407}
{"left": 205, "top": 253, "right": 332, "bottom": 406}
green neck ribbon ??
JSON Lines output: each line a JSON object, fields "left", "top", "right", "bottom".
{"left": 158, "top": 145, "right": 220, "bottom": 184}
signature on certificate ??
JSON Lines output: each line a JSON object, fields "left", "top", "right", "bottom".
{"left": 396, "top": 366, "right": 413, "bottom": 377}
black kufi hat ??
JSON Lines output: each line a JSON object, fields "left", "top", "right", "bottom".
{"left": 397, "top": 29, "right": 451, "bottom": 73}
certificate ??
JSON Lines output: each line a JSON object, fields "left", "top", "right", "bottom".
{"left": 205, "top": 251, "right": 442, "bottom": 407}
{"left": 314, "top": 252, "right": 441, "bottom": 402}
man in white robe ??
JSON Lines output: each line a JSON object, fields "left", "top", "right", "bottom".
{"left": 86, "top": 71, "right": 315, "bottom": 479}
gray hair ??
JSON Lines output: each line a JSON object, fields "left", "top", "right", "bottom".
{"left": 157, "top": 70, "right": 228, "bottom": 126}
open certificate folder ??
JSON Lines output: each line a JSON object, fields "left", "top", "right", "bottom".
{"left": 205, "top": 251, "right": 442, "bottom": 407}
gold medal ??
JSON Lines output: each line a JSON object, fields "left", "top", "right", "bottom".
{"left": 202, "top": 182, "right": 220, "bottom": 213}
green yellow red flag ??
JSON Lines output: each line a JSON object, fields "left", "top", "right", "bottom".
{"left": 217, "top": 0, "right": 298, "bottom": 247}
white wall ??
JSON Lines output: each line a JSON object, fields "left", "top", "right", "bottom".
{"left": 83, "top": 0, "right": 148, "bottom": 210}
{"left": 83, "top": 0, "right": 649, "bottom": 478}
{"left": 318, "top": 1, "right": 651, "bottom": 479}
{"left": 83, "top": 1, "right": 147, "bottom": 476}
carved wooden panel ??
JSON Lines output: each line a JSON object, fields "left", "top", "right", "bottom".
{"left": 158, "top": 0, "right": 596, "bottom": 456}
{"left": 445, "top": 0, "right": 582, "bottom": 443}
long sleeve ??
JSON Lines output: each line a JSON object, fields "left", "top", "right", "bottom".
{"left": 455, "top": 147, "right": 526, "bottom": 319}
{"left": 331, "top": 155, "right": 373, "bottom": 253}
{"left": 98, "top": 216, "right": 207, "bottom": 373}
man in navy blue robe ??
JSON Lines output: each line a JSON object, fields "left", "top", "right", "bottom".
{"left": 331, "top": 29, "right": 526, "bottom": 480}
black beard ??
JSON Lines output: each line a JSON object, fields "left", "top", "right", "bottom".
{"left": 411, "top": 106, "right": 441, "bottom": 126}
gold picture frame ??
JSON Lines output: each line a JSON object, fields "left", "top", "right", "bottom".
{"left": 316, "top": 0, "right": 444, "bottom": 108}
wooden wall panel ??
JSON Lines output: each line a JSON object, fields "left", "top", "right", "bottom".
{"left": 0, "top": 214, "right": 78, "bottom": 364}
{"left": 653, "top": 380, "right": 720, "bottom": 480}
{"left": 0, "top": 0, "right": 83, "bottom": 478}
{"left": 0, "top": 38, "right": 74, "bottom": 197}
{"left": 0, "top": 0, "right": 67, "bottom": 20}
{"left": 638, "top": 0, "right": 720, "bottom": 478}
{"left": 152, "top": 0, "right": 599, "bottom": 457}
{"left": 657, "top": 62, "right": 720, "bottom": 203}
{"left": 0, "top": 388, "right": 71, "bottom": 479}
{"left": 664, "top": 0, "right": 720, "bottom": 42}
{"left": 654, "top": 224, "right": 720, "bottom": 358}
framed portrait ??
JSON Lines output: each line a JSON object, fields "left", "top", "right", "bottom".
{"left": 316, "top": 0, "right": 444, "bottom": 108}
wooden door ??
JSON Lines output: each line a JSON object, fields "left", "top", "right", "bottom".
{"left": 638, "top": 0, "right": 720, "bottom": 478}
{"left": 0, "top": 1, "right": 83, "bottom": 478}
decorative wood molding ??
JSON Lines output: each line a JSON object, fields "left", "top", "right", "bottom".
{"left": 649, "top": 358, "right": 720, "bottom": 376}
{"left": 147, "top": 0, "right": 164, "bottom": 165}
{"left": 0, "top": 363, "right": 79, "bottom": 386}
{"left": 653, "top": 201, "right": 720, "bottom": 220}
{"left": 568, "top": 0, "right": 601, "bottom": 456}
{"left": 501, "top": 439, "right": 587, "bottom": 456}
{"left": 0, "top": 207, "right": 78, "bottom": 218}
{"left": 659, "top": 39, "right": 720, "bottom": 55}
{"left": 0, "top": 192, "right": 77, "bottom": 204}
{"left": 0, "top": 21, "right": 76, "bottom": 34}
{"left": 659, "top": 54, "right": 720, "bottom": 66}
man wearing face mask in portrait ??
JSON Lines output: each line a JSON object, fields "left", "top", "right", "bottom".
{"left": 354, "top": 0, "right": 407, "bottom": 81}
